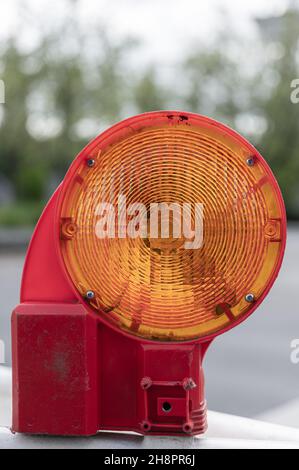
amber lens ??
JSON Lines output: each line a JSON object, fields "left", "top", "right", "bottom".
{"left": 59, "top": 116, "right": 285, "bottom": 341}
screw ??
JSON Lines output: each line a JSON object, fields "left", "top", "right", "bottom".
{"left": 87, "top": 158, "right": 95, "bottom": 168}
{"left": 246, "top": 157, "right": 255, "bottom": 167}
{"left": 61, "top": 222, "right": 78, "bottom": 240}
{"left": 245, "top": 293, "right": 255, "bottom": 303}
{"left": 86, "top": 290, "right": 95, "bottom": 300}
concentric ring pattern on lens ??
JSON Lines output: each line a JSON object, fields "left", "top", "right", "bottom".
{"left": 59, "top": 116, "right": 285, "bottom": 341}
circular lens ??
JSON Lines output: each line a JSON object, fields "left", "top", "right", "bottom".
{"left": 59, "top": 112, "right": 286, "bottom": 341}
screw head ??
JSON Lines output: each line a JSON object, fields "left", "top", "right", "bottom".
{"left": 86, "top": 290, "right": 95, "bottom": 300}
{"left": 87, "top": 158, "right": 95, "bottom": 168}
{"left": 246, "top": 157, "right": 255, "bottom": 167}
{"left": 245, "top": 293, "right": 255, "bottom": 303}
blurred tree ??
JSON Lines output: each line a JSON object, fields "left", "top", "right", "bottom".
{"left": 0, "top": 39, "right": 45, "bottom": 200}
{"left": 0, "top": 0, "right": 138, "bottom": 219}
{"left": 254, "top": 9, "right": 299, "bottom": 219}
{"left": 0, "top": 1, "right": 299, "bottom": 226}
{"left": 181, "top": 10, "right": 299, "bottom": 219}
{"left": 133, "top": 68, "right": 169, "bottom": 112}
{"left": 181, "top": 33, "right": 244, "bottom": 126}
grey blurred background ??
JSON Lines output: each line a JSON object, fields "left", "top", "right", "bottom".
{"left": 0, "top": 0, "right": 299, "bottom": 426}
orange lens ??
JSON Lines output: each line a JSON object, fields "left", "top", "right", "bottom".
{"left": 59, "top": 114, "right": 285, "bottom": 341}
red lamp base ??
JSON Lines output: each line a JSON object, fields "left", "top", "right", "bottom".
{"left": 12, "top": 303, "right": 208, "bottom": 437}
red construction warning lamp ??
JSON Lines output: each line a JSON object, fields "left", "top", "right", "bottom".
{"left": 12, "top": 111, "right": 286, "bottom": 436}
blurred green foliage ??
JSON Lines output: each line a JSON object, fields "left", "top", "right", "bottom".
{"left": 0, "top": 201, "right": 45, "bottom": 226}
{"left": 257, "top": 11, "right": 299, "bottom": 218}
{"left": 0, "top": 4, "right": 299, "bottom": 226}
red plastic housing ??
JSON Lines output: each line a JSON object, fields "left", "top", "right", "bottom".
{"left": 11, "top": 111, "right": 286, "bottom": 437}
{"left": 12, "top": 189, "right": 208, "bottom": 435}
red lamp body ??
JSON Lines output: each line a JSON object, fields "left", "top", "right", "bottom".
{"left": 12, "top": 111, "right": 286, "bottom": 436}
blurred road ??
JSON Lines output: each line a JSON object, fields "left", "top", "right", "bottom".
{"left": 0, "top": 226, "right": 298, "bottom": 419}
